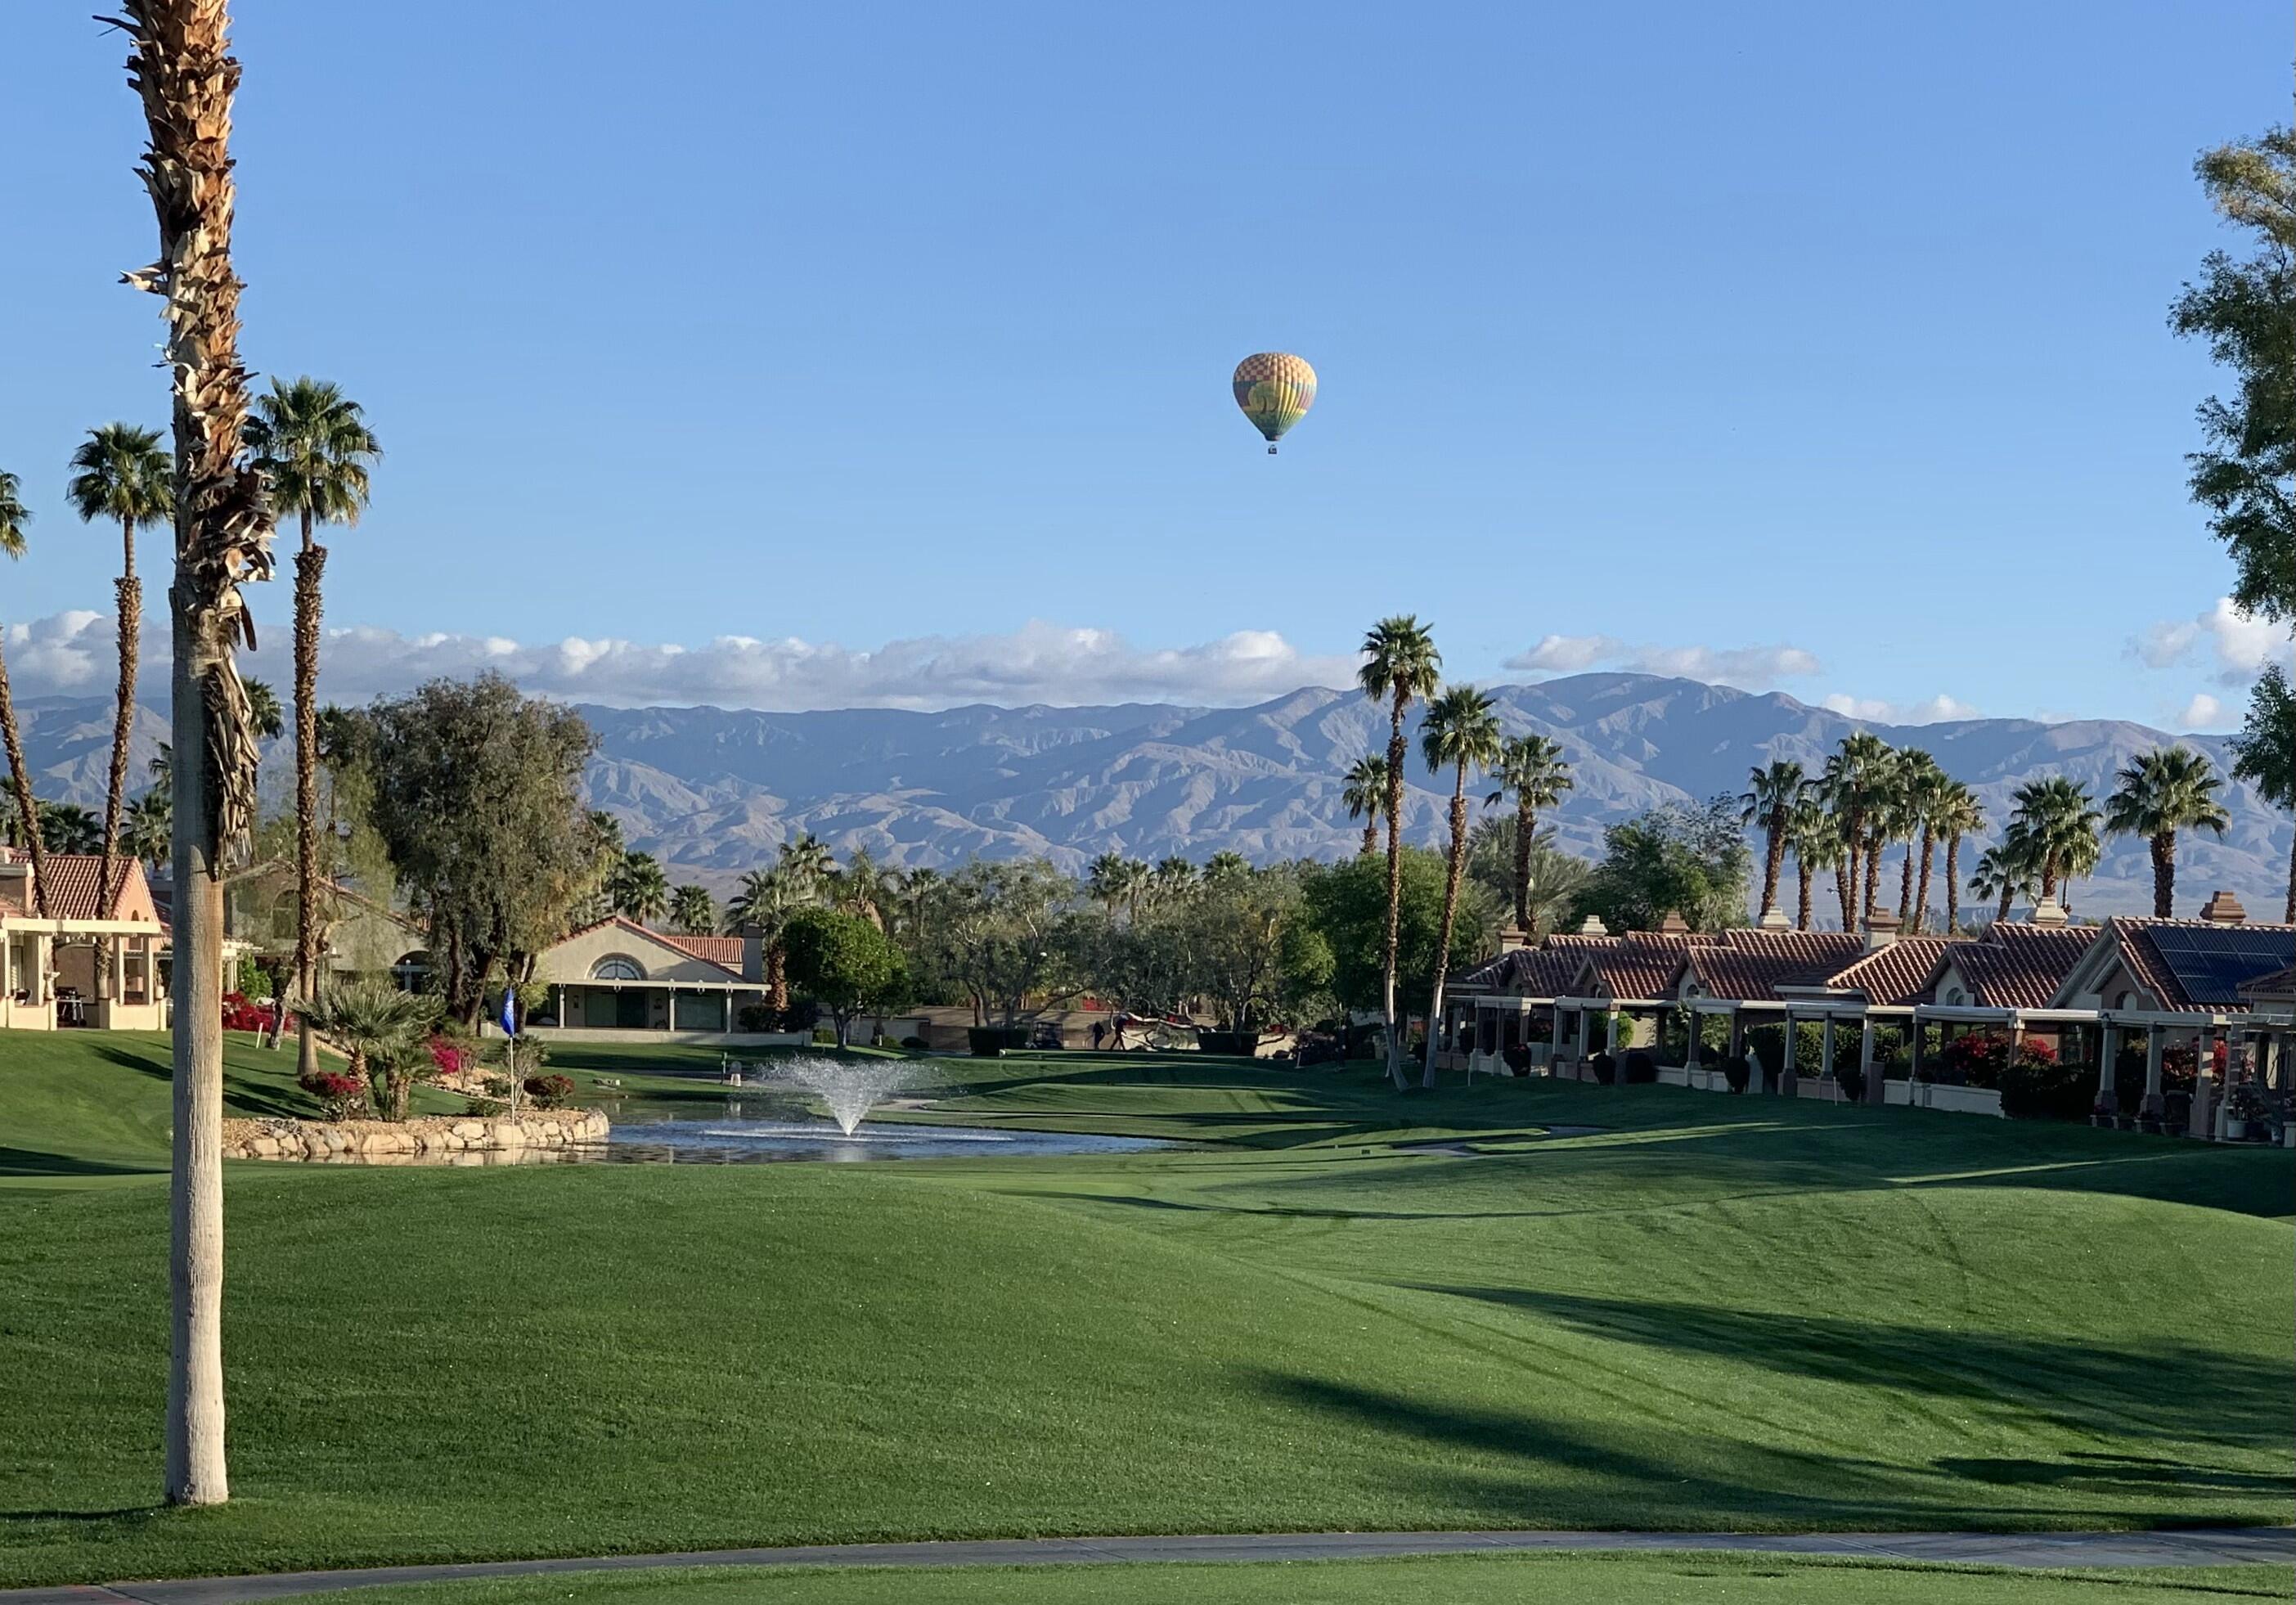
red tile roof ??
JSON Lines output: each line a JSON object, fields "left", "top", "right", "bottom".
{"left": 1454, "top": 943, "right": 1585, "bottom": 1000}
{"left": 5, "top": 852, "right": 162, "bottom": 924}
{"left": 1683, "top": 931, "right": 1867, "bottom": 1003}
{"left": 559, "top": 914, "right": 748, "bottom": 979}
{"left": 1545, "top": 931, "right": 1712, "bottom": 1002}
{"left": 1825, "top": 936, "right": 1958, "bottom": 1006}
{"left": 1935, "top": 923, "right": 2099, "bottom": 1009}
{"left": 657, "top": 930, "right": 747, "bottom": 970}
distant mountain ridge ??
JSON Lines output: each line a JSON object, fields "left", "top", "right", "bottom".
{"left": 10, "top": 673, "right": 2284, "bottom": 919}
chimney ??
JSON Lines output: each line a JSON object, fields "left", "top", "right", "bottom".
{"left": 2029, "top": 896, "right": 2068, "bottom": 929}
{"left": 2199, "top": 889, "right": 2247, "bottom": 925}
{"left": 1862, "top": 907, "right": 1901, "bottom": 951}
{"left": 1498, "top": 926, "right": 1530, "bottom": 952}
{"left": 1758, "top": 907, "right": 1791, "bottom": 932}
{"left": 1578, "top": 914, "right": 1610, "bottom": 937}
{"left": 1656, "top": 910, "right": 1690, "bottom": 935}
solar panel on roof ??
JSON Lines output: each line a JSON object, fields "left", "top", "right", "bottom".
{"left": 2145, "top": 926, "right": 2296, "bottom": 1006}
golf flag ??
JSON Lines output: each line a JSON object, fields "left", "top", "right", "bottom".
{"left": 500, "top": 989, "right": 517, "bottom": 1037}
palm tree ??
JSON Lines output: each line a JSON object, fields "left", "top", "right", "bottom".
{"left": 1821, "top": 733, "right": 1891, "bottom": 925}
{"left": 1086, "top": 851, "right": 1130, "bottom": 913}
{"left": 1150, "top": 855, "right": 1197, "bottom": 903}
{"left": 123, "top": 0, "right": 276, "bottom": 1507}
{"left": 896, "top": 865, "right": 941, "bottom": 943}
{"left": 2105, "top": 746, "right": 2231, "bottom": 918}
{"left": 2007, "top": 776, "right": 2103, "bottom": 903}
{"left": 243, "top": 378, "right": 380, "bottom": 1081}
{"left": 36, "top": 801, "right": 104, "bottom": 854}
{"left": 1341, "top": 753, "right": 1391, "bottom": 859}
{"left": 670, "top": 883, "right": 717, "bottom": 935}
{"left": 1862, "top": 746, "right": 1907, "bottom": 924}
{"left": 1358, "top": 615, "right": 1441, "bottom": 1088}
{"left": 294, "top": 977, "right": 441, "bottom": 1122}
{"left": 1970, "top": 842, "right": 2039, "bottom": 923}
{"left": 1784, "top": 795, "right": 1840, "bottom": 930}
{"left": 1928, "top": 780, "right": 1984, "bottom": 932}
{"left": 0, "top": 470, "right": 52, "bottom": 916}
{"left": 1738, "top": 759, "right": 1804, "bottom": 923}
{"left": 727, "top": 866, "right": 802, "bottom": 1014}
{"left": 778, "top": 834, "right": 834, "bottom": 900}
{"left": 1419, "top": 686, "right": 1503, "bottom": 1087}
{"left": 830, "top": 846, "right": 892, "bottom": 928}
{"left": 67, "top": 421, "right": 173, "bottom": 936}
{"left": 2231, "top": 665, "right": 2296, "bottom": 921}
{"left": 1203, "top": 849, "right": 1251, "bottom": 884}
{"left": 1894, "top": 753, "right": 1947, "bottom": 931}
{"left": 610, "top": 851, "right": 671, "bottom": 924}
{"left": 1487, "top": 735, "right": 1573, "bottom": 933}
{"left": 128, "top": 788, "right": 172, "bottom": 874}
{"left": 244, "top": 679, "right": 284, "bottom": 740}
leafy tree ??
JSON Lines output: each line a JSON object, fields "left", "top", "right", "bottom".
{"left": 1188, "top": 861, "right": 1305, "bottom": 1032}
{"left": 67, "top": 421, "right": 173, "bottom": 935}
{"left": 783, "top": 906, "right": 907, "bottom": 1046}
{"left": 609, "top": 850, "right": 670, "bottom": 924}
{"left": 1340, "top": 753, "right": 1391, "bottom": 858}
{"left": 670, "top": 883, "right": 717, "bottom": 935}
{"left": 1486, "top": 734, "right": 1573, "bottom": 933}
{"left": 244, "top": 375, "right": 380, "bottom": 1081}
{"left": 1571, "top": 796, "right": 1750, "bottom": 933}
{"left": 333, "top": 674, "right": 602, "bottom": 1025}
{"left": 1738, "top": 759, "right": 1804, "bottom": 923}
{"left": 296, "top": 977, "right": 441, "bottom": 1122}
{"left": 1298, "top": 848, "right": 1492, "bottom": 1031}
{"left": 0, "top": 469, "right": 50, "bottom": 915}
{"left": 2170, "top": 128, "right": 2295, "bottom": 622}
{"left": 911, "top": 857, "right": 1081, "bottom": 1027}
{"left": 2231, "top": 663, "right": 2296, "bottom": 920}
{"left": 1418, "top": 685, "right": 1503, "bottom": 1086}
{"left": 2105, "top": 746, "right": 2230, "bottom": 917}
{"left": 1357, "top": 614, "right": 1442, "bottom": 1086}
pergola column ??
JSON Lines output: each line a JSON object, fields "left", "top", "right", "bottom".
{"left": 1779, "top": 1012, "right": 1799, "bottom": 1097}
{"left": 2141, "top": 1028, "right": 2165, "bottom": 1119}
{"left": 1576, "top": 1005, "right": 1593, "bottom": 1062}
{"left": 1819, "top": 1014, "right": 1836, "bottom": 1093}
{"left": 1859, "top": 1013, "right": 1882, "bottom": 1104}
{"left": 2097, "top": 1021, "right": 2120, "bottom": 1117}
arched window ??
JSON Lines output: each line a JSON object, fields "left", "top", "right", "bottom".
{"left": 390, "top": 951, "right": 433, "bottom": 993}
{"left": 1943, "top": 986, "right": 1966, "bottom": 1005}
{"left": 591, "top": 954, "right": 645, "bottom": 982}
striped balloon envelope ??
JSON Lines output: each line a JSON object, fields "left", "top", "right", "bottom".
{"left": 1232, "top": 353, "right": 1317, "bottom": 453}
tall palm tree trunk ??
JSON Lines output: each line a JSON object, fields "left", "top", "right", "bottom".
{"left": 1842, "top": 835, "right": 1860, "bottom": 927}
{"left": 1422, "top": 771, "right": 1470, "bottom": 1089}
{"left": 1896, "top": 845, "right": 1914, "bottom": 924}
{"left": 1833, "top": 866, "right": 1854, "bottom": 931}
{"left": 1380, "top": 694, "right": 1409, "bottom": 1090}
{"left": 1795, "top": 856, "right": 1813, "bottom": 931}
{"left": 126, "top": 0, "right": 275, "bottom": 1508}
{"left": 2285, "top": 825, "right": 2294, "bottom": 925}
{"left": 292, "top": 516, "right": 324, "bottom": 1077}
{"left": 1997, "top": 885, "right": 2015, "bottom": 921}
{"left": 766, "top": 940, "right": 788, "bottom": 1015}
{"left": 97, "top": 546, "right": 141, "bottom": 993}
{"left": 1944, "top": 834, "right": 1962, "bottom": 931}
{"left": 1358, "top": 820, "right": 1377, "bottom": 857}
{"left": 0, "top": 644, "right": 54, "bottom": 916}
{"left": 1512, "top": 795, "right": 1535, "bottom": 930}
{"left": 1759, "top": 825, "right": 1785, "bottom": 918}
{"left": 1912, "top": 828, "right": 1935, "bottom": 933}
{"left": 1862, "top": 829, "right": 1885, "bottom": 923}
{"left": 2150, "top": 831, "right": 2175, "bottom": 919}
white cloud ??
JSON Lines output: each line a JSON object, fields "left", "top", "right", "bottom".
{"left": 2178, "top": 692, "right": 2226, "bottom": 729}
{"left": 0, "top": 611, "right": 1359, "bottom": 712}
{"left": 1504, "top": 634, "right": 1821, "bottom": 689}
{"left": 2134, "top": 597, "right": 2294, "bottom": 683}
{"left": 1819, "top": 692, "right": 1982, "bottom": 726}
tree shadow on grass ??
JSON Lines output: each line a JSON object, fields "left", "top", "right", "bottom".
{"left": 0, "top": 1146, "right": 156, "bottom": 1179}
{"left": 1253, "top": 1370, "right": 2278, "bottom": 1530}
{"left": 1409, "top": 1286, "right": 2296, "bottom": 1462}
{"left": 85, "top": 1042, "right": 306, "bottom": 1120}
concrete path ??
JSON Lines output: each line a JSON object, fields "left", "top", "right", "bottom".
{"left": 9, "top": 1527, "right": 2292, "bottom": 1605}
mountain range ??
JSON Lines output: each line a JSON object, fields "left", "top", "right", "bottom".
{"left": 9, "top": 672, "right": 2285, "bottom": 920}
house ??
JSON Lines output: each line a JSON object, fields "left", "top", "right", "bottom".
{"left": 523, "top": 915, "right": 789, "bottom": 1043}
{"left": 2, "top": 847, "right": 171, "bottom": 1030}
{"left": 219, "top": 861, "right": 432, "bottom": 988}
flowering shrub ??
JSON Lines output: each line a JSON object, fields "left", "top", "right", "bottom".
{"left": 523, "top": 1073, "right": 576, "bottom": 1108}
{"left": 1936, "top": 1030, "right": 2055, "bottom": 1090}
{"left": 300, "top": 1070, "right": 366, "bottom": 1120}
{"left": 220, "top": 991, "right": 272, "bottom": 1033}
{"left": 429, "top": 1037, "right": 465, "bottom": 1077}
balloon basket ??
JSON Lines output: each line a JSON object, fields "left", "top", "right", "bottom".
{"left": 1267, "top": 445, "right": 1278, "bottom": 455}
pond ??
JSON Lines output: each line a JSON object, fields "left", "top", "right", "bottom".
{"left": 597, "top": 1114, "right": 1178, "bottom": 1164}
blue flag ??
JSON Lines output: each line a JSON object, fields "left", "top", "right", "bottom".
{"left": 500, "top": 989, "right": 518, "bottom": 1037}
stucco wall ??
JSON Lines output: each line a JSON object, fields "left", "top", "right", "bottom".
{"left": 534, "top": 921, "right": 743, "bottom": 985}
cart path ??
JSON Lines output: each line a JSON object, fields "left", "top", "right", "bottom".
{"left": 8, "top": 1526, "right": 2293, "bottom": 1604}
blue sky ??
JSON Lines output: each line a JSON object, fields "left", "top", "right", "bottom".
{"left": 0, "top": 1, "right": 2285, "bottom": 725}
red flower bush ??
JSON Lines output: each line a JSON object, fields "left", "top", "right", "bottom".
{"left": 429, "top": 1037, "right": 465, "bottom": 1077}
{"left": 219, "top": 991, "right": 272, "bottom": 1033}
{"left": 1937, "top": 1030, "right": 2055, "bottom": 1089}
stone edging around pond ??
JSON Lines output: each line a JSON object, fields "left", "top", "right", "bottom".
{"left": 222, "top": 1108, "right": 610, "bottom": 1162}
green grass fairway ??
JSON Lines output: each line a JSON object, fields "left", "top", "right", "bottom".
{"left": 2, "top": 1033, "right": 2289, "bottom": 1586}
{"left": 250, "top": 1556, "right": 2296, "bottom": 1605}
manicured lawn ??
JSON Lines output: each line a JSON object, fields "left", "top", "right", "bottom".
{"left": 322, "top": 1555, "right": 2296, "bottom": 1605}
{"left": 1, "top": 1034, "right": 2289, "bottom": 1586}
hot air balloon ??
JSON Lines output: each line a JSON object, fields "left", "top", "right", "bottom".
{"left": 1233, "top": 352, "right": 1316, "bottom": 454}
